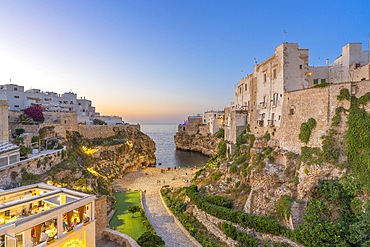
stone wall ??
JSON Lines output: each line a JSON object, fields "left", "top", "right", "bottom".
{"left": 78, "top": 124, "right": 140, "bottom": 139}
{"left": 0, "top": 149, "right": 64, "bottom": 187}
{"left": 190, "top": 205, "right": 237, "bottom": 247}
{"left": 0, "top": 100, "right": 9, "bottom": 142}
{"left": 158, "top": 191, "right": 202, "bottom": 247}
{"left": 102, "top": 228, "right": 140, "bottom": 247}
{"left": 95, "top": 196, "right": 109, "bottom": 240}
{"left": 274, "top": 80, "right": 370, "bottom": 153}
{"left": 190, "top": 204, "right": 302, "bottom": 247}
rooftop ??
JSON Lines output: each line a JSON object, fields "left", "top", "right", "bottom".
{"left": 0, "top": 142, "right": 19, "bottom": 154}
{"left": 0, "top": 183, "right": 94, "bottom": 228}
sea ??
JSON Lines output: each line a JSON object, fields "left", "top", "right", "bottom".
{"left": 140, "top": 123, "right": 209, "bottom": 168}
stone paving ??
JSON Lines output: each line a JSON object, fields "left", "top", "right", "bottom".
{"left": 113, "top": 167, "right": 198, "bottom": 247}
{"left": 96, "top": 239, "right": 123, "bottom": 247}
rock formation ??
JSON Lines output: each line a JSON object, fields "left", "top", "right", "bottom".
{"left": 174, "top": 132, "right": 220, "bottom": 157}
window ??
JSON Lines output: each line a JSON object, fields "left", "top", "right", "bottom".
{"left": 273, "top": 69, "right": 277, "bottom": 78}
{"left": 273, "top": 93, "right": 278, "bottom": 106}
{"left": 321, "top": 79, "right": 326, "bottom": 83}
{"left": 14, "top": 87, "right": 18, "bottom": 91}
{"left": 299, "top": 65, "right": 303, "bottom": 69}
{"left": 244, "top": 84, "right": 247, "bottom": 91}
{"left": 14, "top": 95, "right": 19, "bottom": 98}
{"left": 14, "top": 105, "right": 19, "bottom": 108}
{"left": 263, "top": 73, "right": 267, "bottom": 82}
{"left": 313, "top": 79, "right": 319, "bottom": 85}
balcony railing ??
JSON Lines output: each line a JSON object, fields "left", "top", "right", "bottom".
{"left": 267, "top": 120, "right": 275, "bottom": 126}
{"left": 259, "top": 102, "right": 267, "bottom": 108}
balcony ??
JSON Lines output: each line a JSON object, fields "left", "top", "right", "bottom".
{"left": 267, "top": 120, "right": 275, "bottom": 126}
{"left": 257, "top": 120, "right": 264, "bottom": 127}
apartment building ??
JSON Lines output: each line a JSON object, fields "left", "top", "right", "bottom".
{"left": 226, "top": 42, "right": 370, "bottom": 154}
{"left": 0, "top": 84, "right": 123, "bottom": 125}
{"left": 0, "top": 183, "right": 95, "bottom": 247}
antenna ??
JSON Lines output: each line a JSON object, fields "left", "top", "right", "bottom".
{"left": 254, "top": 58, "right": 258, "bottom": 65}
{"left": 283, "top": 29, "right": 288, "bottom": 43}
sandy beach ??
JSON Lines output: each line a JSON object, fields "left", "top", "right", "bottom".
{"left": 113, "top": 167, "right": 198, "bottom": 192}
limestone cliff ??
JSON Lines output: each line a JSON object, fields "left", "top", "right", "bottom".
{"left": 44, "top": 126, "right": 156, "bottom": 197}
{"left": 174, "top": 131, "right": 220, "bottom": 157}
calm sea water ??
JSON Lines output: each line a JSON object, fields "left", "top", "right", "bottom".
{"left": 140, "top": 123, "right": 209, "bottom": 168}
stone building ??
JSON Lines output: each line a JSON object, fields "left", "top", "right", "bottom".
{"left": 0, "top": 93, "right": 9, "bottom": 142}
{"left": 0, "top": 95, "right": 20, "bottom": 167}
{"left": 227, "top": 42, "right": 370, "bottom": 154}
{"left": 224, "top": 106, "right": 247, "bottom": 154}
{"left": 178, "top": 115, "right": 203, "bottom": 136}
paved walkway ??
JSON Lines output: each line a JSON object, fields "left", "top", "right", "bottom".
{"left": 113, "top": 167, "right": 198, "bottom": 247}
{"left": 96, "top": 239, "right": 123, "bottom": 247}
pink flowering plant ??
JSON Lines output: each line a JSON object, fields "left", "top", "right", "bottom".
{"left": 23, "top": 104, "right": 45, "bottom": 122}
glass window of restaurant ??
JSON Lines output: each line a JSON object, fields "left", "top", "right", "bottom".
{"left": 63, "top": 204, "right": 92, "bottom": 232}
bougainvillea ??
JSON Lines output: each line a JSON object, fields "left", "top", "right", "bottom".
{"left": 23, "top": 104, "right": 44, "bottom": 122}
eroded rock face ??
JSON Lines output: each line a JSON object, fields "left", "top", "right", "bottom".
{"left": 243, "top": 147, "right": 346, "bottom": 229}
{"left": 89, "top": 127, "right": 156, "bottom": 180}
{"left": 48, "top": 127, "right": 156, "bottom": 196}
{"left": 174, "top": 132, "right": 220, "bottom": 157}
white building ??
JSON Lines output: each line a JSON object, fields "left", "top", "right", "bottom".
{"left": 233, "top": 42, "right": 370, "bottom": 129}
{"left": 202, "top": 111, "right": 224, "bottom": 135}
{"left": 0, "top": 83, "right": 125, "bottom": 125}
{"left": 0, "top": 183, "right": 96, "bottom": 247}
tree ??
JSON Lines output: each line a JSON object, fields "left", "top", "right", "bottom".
{"left": 93, "top": 118, "right": 107, "bottom": 125}
{"left": 15, "top": 114, "right": 33, "bottom": 124}
{"left": 23, "top": 105, "right": 44, "bottom": 122}
{"left": 127, "top": 205, "right": 140, "bottom": 218}
{"left": 137, "top": 232, "right": 165, "bottom": 247}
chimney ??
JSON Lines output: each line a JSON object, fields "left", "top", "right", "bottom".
{"left": 326, "top": 58, "right": 329, "bottom": 67}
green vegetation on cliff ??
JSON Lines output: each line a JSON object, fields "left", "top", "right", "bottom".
{"left": 185, "top": 185, "right": 289, "bottom": 237}
{"left": 345, "top": 92, "right": 370, "bottom": 189}
{"left": 299, "top": 118, "right": 316, "bottom": 144}
{"left": 294, "top": 179, "right": 370, "bottom": 247}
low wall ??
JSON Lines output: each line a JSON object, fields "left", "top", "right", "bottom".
{"left": 102, "top": 228, "right": 140, "bottom": 247}
{"left": 95, "top": 196, "right": 109, "bottom": 241}
{"left": 191, "top": 205, "right": 302, "bottom": 247}
{"left": 158, "top": 190, "right": 202, "bottom": 247}
{"left": 78, "top": 124, "right": 140, "bottom": 139}
{"left": 0, "top": 149, "right": 64, "bottom": 187}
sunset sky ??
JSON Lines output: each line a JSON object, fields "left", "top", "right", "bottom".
{"left": 0, "top": 1, "right": 369, "bottom": 123}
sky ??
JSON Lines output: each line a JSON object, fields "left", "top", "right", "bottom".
{"left": 0, "top": 1, "right": 369, "bottom": 123}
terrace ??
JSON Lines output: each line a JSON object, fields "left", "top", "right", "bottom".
{"left": 0, "top": 183, "right": 95, "bottom": 247}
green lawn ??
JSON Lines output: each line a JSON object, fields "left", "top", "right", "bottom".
{"left": 109, "top": 191, "right": 146, "bottom": 240}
